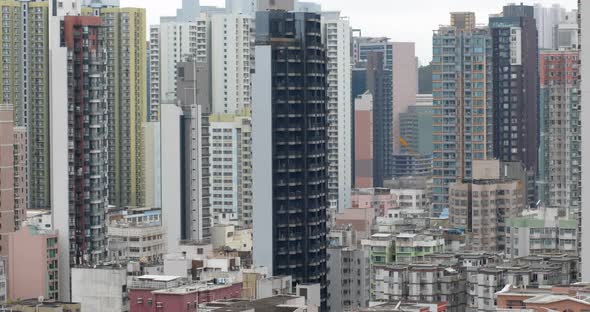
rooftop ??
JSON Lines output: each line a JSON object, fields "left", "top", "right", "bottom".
{"left": 202, "top": 295, "right": 305, "bottom": 311}
{"left": 152, "top": 282, "right": 241, "bottom": 295}
{"left": 138, "top": 275, "right": 181, "bottom": 282}
{"left": 523, "top": 294, "right": 590, "bottom": 305}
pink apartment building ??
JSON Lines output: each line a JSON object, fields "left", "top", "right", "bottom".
{"left": 351, "top": 188, "right": 397, "bottom": 217}
{"left": 7, "top": 225, "right": 59, "bottom": 301}
{"left": 391, "top": 42, "right": 417, "bottom": 154}
{"left": 0, "top": 105, "right": 27, "bottom": 257}
{"left": 354, "top": 91, "right": 374, "bottom": 188}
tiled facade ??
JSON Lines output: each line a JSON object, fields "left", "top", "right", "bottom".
{"left": 432, "top": 15, "right": 493, "bottom": 215}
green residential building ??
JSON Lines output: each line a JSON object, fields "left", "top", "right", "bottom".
{"left": 394, "top": 233, "right": 445, "bottom": 264}
{"left": 361, "top": 233, "right": 395, "bottom": 300}
{"left": 506, "top": 208, "right": 578, "bottom": 258}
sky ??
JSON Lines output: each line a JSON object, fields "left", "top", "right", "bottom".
{"left": 121, "top": 0, "right": 577, "bottom": 64}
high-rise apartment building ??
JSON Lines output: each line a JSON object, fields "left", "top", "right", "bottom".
{"left": 399, "top": 95, "right": 434, "bottom": 156}
{"left": 209, "top": 111, "right": 253, "bottom": 228}
{"left": 63, "top": 15, "right": 108, "bottom": 265}
{"left": 0, "top": 105, "right": 27, "bottom": 255}
{"left": 579, "top": 0, "right": 590, "bottom": 282}
{"left": 365, "top": 51, "right": 393, "bottom": 186}
{"left": 160, "top": 103, "right": 184, "bottom": 254}
{"left": 49, "top": 0, "right": 82, "bottom": 301}
{"left": 252, "top": 9, "right": 328, "bottom": 310}
{"left": 225, "top": 0, "right": 256, "bottom": 16}
{"left": 176, "top": 61, "right": 212, "bottom": 241}
{"left": 148, "top": 26, "right": 160, "bottom": 120}
{"left": 534, "top": 4, "right": 578, "bottom": 50}
{"left": 143, "top": 122, "right": 161, "bottom": 208}
{"left": 432, "top": 13, "right": 494, "bottom": 215}
{"left": 0, "top": 0, "right": 51, "bottom": 210}
{"left": 149, "top": 1, "right": 210, "bottom": 108}
{"left": 353, "top": 37, "right": 417, "bottom": 155}
{"left": 391, "top": 42, "right": 417, "bottom": 154}
{"left": 13, "top": 127, "right": 26, "bottom": 229}
{"left": 322, "top": 12, "right": 352, "bottom": 213}
{"left": 354, "top": 91, "right": 373, "bottom": 189}
{"left": 538, "top": 50, "right": 581, "bottom": 211}
{"left": 211, "top": 14, "right": 253, "bottom": 114}
{"left": 83, "top": 2, "right": 147, "bottom": 209}
{"left": 489, "top": 4, "right": 539, "bottom": 207}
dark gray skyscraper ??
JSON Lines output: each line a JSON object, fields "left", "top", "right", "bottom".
{"left": 489, "top": 4, "right": 539, "bottom": 206}
{"left": 252, "top": 8, "right": 328, "bottom": 311}
{"left": 366, "top": 52, "right": 393, "bottom": 186}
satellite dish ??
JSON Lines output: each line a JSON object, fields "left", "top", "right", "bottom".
{"left": 38, "top": 296, "right": 44, "bottom": 303}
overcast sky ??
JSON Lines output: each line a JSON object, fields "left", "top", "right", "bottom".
{"left": 121, "top": 0, "right": 577, "bottom": 64}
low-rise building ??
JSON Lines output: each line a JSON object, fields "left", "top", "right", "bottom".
{"left": 465, "top": 254, "right": 579, "bottom": 311}
{"left": 327, "top": 246, "right": 370, "bottom": 310}
{"left": 394, "top": 233, "right": 445, "bottom": 264}
{"left": 449, "top": 160, "right": 525, "bottom": 252}
{"left": 496, "top": 284, "right": 590, "bottom": 312}
{"left": 335, "top": 208, "right": 376, "bottom": 241}
{"left": 199, "top": 295, "right": 313, "bottom": 312}
{"left": 374, "top": 264, "right": 466, "bottom": 312}
{"left": 359, "top": 301, "right": 448, "bottom": 312}
{"left": 361, "top": 233, "right": 396, "bottom": 300}
{"left": 25, "top": 210, "right": 53, "bottom": 230}
{"left": 506, "top": 207, "right": 577, "bottom": 258}
{"left": 240, "top": 267, "right": 293, "bottom": 301}
{"left": 327, "top": 224, "right": 358, "bottom": 248}
{"left": 1, "top": 300, "right": 81, "bottom": 312}
{"left": 211, "top": 224, "right": 252, "bottom": 252}
{"left": 163, "top": 245, "right": 243, "bottom": 284}
{"left": 71, "top": 265, "right": 129, "bottom": 312}
{"left": 7, "top": 224, "right": 59, "bottom": 301}
{"left": 352, "top": 188, "right": 398, "bottom": 217}
{"left": 295, "top": 284, "right": 321, "bottom": 311}
{"left": 108, "top": 208, "right": 165, "bottom": 264}
{"left": 129, "top": 277, "right": 242, "bottom": 312}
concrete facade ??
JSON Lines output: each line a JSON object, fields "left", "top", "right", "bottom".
{"left": 374, "top": 264, "right": 466, "bottom": 312}
{"left": 71, "top": 266, "right": 129, "bottom": 312}
{"left": 176, "top": 61, "right": 212, "bottom": 242}
{"left": 160, "top": 104, "right": 184, "bottom": 253}
{"left": 108, "top": 210, "right": 165, "bottom": 263}
{"left": 449, "top": 161, "right": 525, "bottom": 252}
{"left": 143, "top": 122, "right": 161, "bottom": 208}
{"left": 506, "top": 208, "right": 578, "bottom": 258}
{"left": 327, "top": 246, "right": 370, "bottom": 310}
